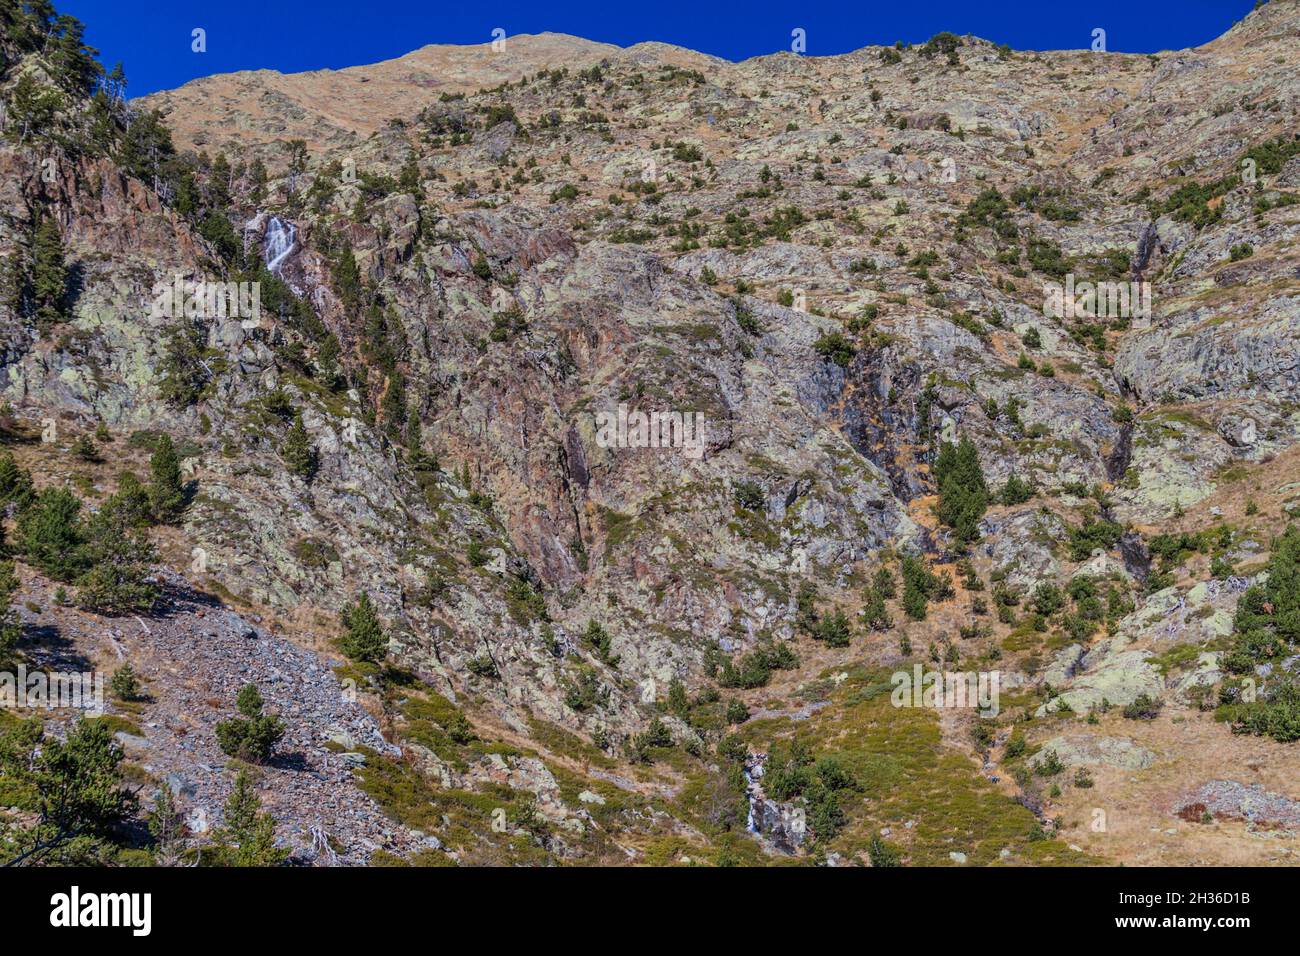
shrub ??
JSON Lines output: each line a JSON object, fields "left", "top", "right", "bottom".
{"left": 215, "top": 684, "right": 286, "bottom": 764}
{"left": 583, "top": 619, "right": 618, "bottom": 666}
{"left": 732, "top": 480, "right": 765, "bottom": 512}
{"left": 868, "top": 833, "right": 901, "bottom": 867}
{"left": 813, "top": 609, "right": 852, "bottom": 647}
{"left": 813, "top": 331, "right": 856, "bottom": 367}
{"left": 110, "top": 664, "right": 143, "bottom": 702}
{"left": 1122, "top": 693, "right": 1163, "bottom": 720}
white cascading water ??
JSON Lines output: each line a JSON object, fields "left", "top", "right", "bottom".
{"left": 743, "top": 753, "right": 766, "bottom": 833}
{"left": 263, "top": 216, "right": 296, "bottom": 273}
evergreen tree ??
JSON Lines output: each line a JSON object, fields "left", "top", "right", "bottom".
{"left": 0, "top": 559, "right": 21, "bottom": 662}
{"left": 118, "top": 109, "right": 177, "bottom": 194}
{"left": 868, "top": 833, "right": 902, "bottom": 867}
{"left": 16, "top": 486, "right": 85, "bottom": 581}
{"left": 380, "top": 371, "right": 406, "bottom": 439}
{"left": 0, "top": 451, "right": 35, "bottom": 508}
{"left": 148, "top": 782, "right": 185, "bottom": 865}
{"left": 399, "top": 152, "right": 422, "bottom": 195}
{"left": 75, "top": 506, "right": 158, "bottom": 614}
{"left": 932, "top": 435, "right": 988, "bottom": 544}
{"left": 100, "top": 471, "right": 152, "bottom": 528}
{"left": 157, "top": 322, "right": 212, "bottom": 407}
{"left": 215, "top": 683, "right": 286, "bottom": 764}
{"left": 813, "top": 609, "right": 852, "bottom": 647}
{"left": 103, "top": 62, "right": 127, "bottom": 107}
{"left": 331, "top": 244, "right": 363, "bottom": 311}
{"left": 280, "top": 411, "right": 317, "bottom": 480}
{"left": 900, "top": 553, "right": 935, "bottom": 621}
{"left": 215, "top": 686, "right": 287, "bottom": 764}
{"left": 219, "top": 770, "right": 288, "bottom": 867}
{"left": 315, "top": 332, "right": 343, "bottom": 390}
{"left": 31, "top": 215, "right": 68, "bottom": 332}
{"left": 9, "top": 73, "right": 62, "bottom": 145}
{"left": 207, "top": 153, "right": 232, "bottom": 209}
{"left": 861, "top": 585, "right": 892, "bottom": 631}
{"left": 16, "top": 0, "right": 56, "bottom": 46}
{"left": 48, "top": 13, "right": 102, "bottom": 95}
{"left": 247, "top": 158, "right": 268, "bottom": 205}
{"left": 284, "top": 139, "right": 307, "bottom": 193}
{"left": 109, "top": 663, "right": 142, "bottom": 702}
{"left": 339, "top": 592, "right": 387, "bottom": 663}
{"left": 2, "top": 246, "right": 29, "bottom": 318}
{"left": 0, "top": 717, "right": 137, "bottom": 866}
{"left": 147, "top": 434, "right": 185, "bottom": 523}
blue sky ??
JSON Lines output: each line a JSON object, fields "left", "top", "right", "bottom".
{"left": 60, "top": 0, "right": 1259, "bottom": 97}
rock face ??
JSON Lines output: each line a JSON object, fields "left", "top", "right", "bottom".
{"left": 1031, "top": 735, "right": 1158, "bottom": 771}
{"left": 1178, "top": 781, "right": 1300, "bottom": 829}
{"left": 2, "top": 1, "right": 1300, "bottom": 866}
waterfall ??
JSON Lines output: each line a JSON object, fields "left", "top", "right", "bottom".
{"left": 263, "top": 216, "right": 297, "bottom": 274}
{"left": 743, "top": 752, "right": 766, "bottom": 833}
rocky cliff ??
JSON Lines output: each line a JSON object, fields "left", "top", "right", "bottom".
{"left": 1, "top": 0, "right": 1299, "bottom": 866}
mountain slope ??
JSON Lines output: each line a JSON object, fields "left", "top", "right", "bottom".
{"left": 2, "top": 0, "right": 1300, "bottom": 867}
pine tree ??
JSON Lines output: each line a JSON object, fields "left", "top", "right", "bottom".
{"left": 0, "top": 559, "right": 21, "bottom": 662}
{"left": 48, "top": 13, "right": 102, "bottom": 95}
{"left": 315, "top": 333, "right": 343, "bottom": 389}
{"left": 219, "top": 770, "right": 288, "bottom": 867}
{"left": 284, "top": 139, "right": 307, "bottom": 193}
{"left": 4, "top": 717, "right": 138, "bottom": 865}
{"left": 101, "top": 471, "right": 152, "bottom": 528}
{"left": 339, "top": 592, "right": 387, "bottom": 663}
{"left": 208, "top": 153, "right": 232, "bottom": 209}
{"left": 16, "top": 486, "right": 85, "bottom": 581}
{"left": 104, "top": 62, "right": 127, "bottom": 107}
{"left": 933, "top": 435, "right": 988, "bottom": 544}
{"left": 332, "top": 244, "right": 363, "bottom": 311}
{"left": 399, "top": 152, "right": 422, "bottom": 195}
{"left": 117, "top": 109, "right": 176, "bottom": 192}
{"left": 75, "top": 507, "right": 158, "bottom": 614}
{"left": 10, "top": 73, "right": 62, "bottom": 146}
{"left": 148, "top": 782, "right": 185, "bottom": 866}
{"left": 157, "top": 322, "right": 212, "bottom": 407}
{"left": 380, "top": 371, "right": 406, "bottom": 439}
{"left": 2, "top": 246, "right": 29, "bottom": 318}
{"left": 247, "top": 158, "right": 268, "bottom": 205}
{"left": 215, "top": 683, "right": 286, "bottom": 764}
{"left": 148, "top": 434, "right": 185, "bottom": 523}
{"left": 31, "top": 215, "right": 68, "bottom": 332}
{"left": 280, "top": 411, "right": 317, "bottom": 480}
{"left": 0, "top": 451, "right": 35, "bottom": 508}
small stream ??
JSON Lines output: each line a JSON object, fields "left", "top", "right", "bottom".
{"left": 743, "top": 752, "right": 767, "bottom": 833}
{"left": 1105, "top": 420, "right": 1134, "bottom": 482}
